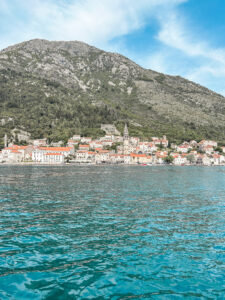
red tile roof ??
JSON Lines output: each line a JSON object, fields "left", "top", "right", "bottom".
{"left": 39, "top": 147, "right": 72, "bottom": 151}
{"left": 11, "top": 150, "right": 22, "bottom": 153}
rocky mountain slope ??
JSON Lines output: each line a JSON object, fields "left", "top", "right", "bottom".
{"left": 0, "top": 39, "right": 225, "bottom": 144}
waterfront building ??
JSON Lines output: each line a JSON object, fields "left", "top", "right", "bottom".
{"left": 32, "top": 147, "right": 74, "bottom": 163}
{"left": 95, "top": 150, "right": 110, "bottom": 164}
{"left": 2, "top": 145, "right": 34, "bottom": 162}
{"left": 43, "top": 153, "right": 64, "bottom": 164}
{"left": 130, "top": 153, "right": 152, "bottom": 164}
{"left": 173, "top": 154, "right": 188, "bottom": 165}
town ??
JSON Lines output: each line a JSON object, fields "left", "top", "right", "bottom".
{"left": 1, "top": 124, "right": 225, "bottom": 166}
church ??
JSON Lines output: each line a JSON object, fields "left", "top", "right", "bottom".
{"left": 123, "top": 124, "right": 130, "bottom": 155}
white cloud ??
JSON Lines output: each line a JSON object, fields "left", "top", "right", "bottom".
{"left": 157, "top": 12, "right": 225, "bottom": 65}
{"left": 1, "top": 0, "right": 225, "bottom": 95}
{"left": 0, "top": 0, "right": 185, "bottom": 49}
{"left": 142, "top": 7, "right": 225, "bottom": 95}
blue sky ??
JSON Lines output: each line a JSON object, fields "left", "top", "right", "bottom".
{"left": 0, "top": 0, "right": 225, "bottom": 95}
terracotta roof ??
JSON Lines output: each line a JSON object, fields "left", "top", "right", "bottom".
{"left": 204, "top": 145, "right": 213, "bottom": 148}
{"left": 97, "top": 150, "right": 110, "bottom": 153}
{"left": 130, "top": 153, "right": 146, "bottom": 158}
{"left": 4, "top": 145, "right": 27, "bottom": 150}
{"left": 39, "top": 147, "right": 72, "bottom": 151}
{"left": 11, "top": 150, "right": 21, "bottom": 153}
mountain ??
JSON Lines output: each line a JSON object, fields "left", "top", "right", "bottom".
{"left": 0, "top": 39, "right": 225, "bottom": 145}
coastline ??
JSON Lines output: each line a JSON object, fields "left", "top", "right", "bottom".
{"left": 0, "top": 162, "right": 224, "bottom": 167}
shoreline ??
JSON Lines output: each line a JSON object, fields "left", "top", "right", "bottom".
{"left": 0, "top": 162, "right": 224, "bottom": 167}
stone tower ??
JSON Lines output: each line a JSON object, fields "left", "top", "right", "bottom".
{"left": 123, "top": 123, "right": 129, "bottom": 140}
{"left": 4, "top": 134, "right": 7, "bottom": 148}
{"left": 123, "top": 124, "right": 130, "bottom": 154}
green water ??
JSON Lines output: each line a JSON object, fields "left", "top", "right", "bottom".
{"left": 0, "top": 166, "right": 225, "bottom": 299}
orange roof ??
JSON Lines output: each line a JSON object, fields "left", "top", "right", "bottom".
{"left": 39, "top": 147, "right": 72, "bottom": 151}
{"left": 4, "top": 145, "right": 27, "bottom": 150}
{"left": 97, "top": 150, "right": 110, "bottom": 153}
{"left": 156, "top": 155, "right": 167, "bottom": 158}
{"left": 204, "top": 145, "right": 213, "bottom": 148}
{"left": 130, "top": 153, "right": 146, "bottom": 158}
{"left": 79, "top": 144, "right": 90, "bottom": 147}
{"left": 11, "top": 150, "right": 21, "bottom": 153}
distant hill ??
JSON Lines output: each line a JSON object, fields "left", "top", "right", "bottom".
{"left": 0, "top": 39, "right": 225, "bottom": 145}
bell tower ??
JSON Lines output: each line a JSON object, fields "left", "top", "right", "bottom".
{"left": 123, "top": 123, "right": 129, "bottom": 140}
{"left": 4, "top": 134, "right": 8, "bottom": 148}
{"left": 123, "top": 124, "right": 129, "bottom": 154}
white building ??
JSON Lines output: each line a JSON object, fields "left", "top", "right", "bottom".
{"left": 199, "top": 140, "right": 217, "bottom": 148}
{"left": 81, "top": 137, "right": 92, "bottom": 143}
{"left": 173, "top": 154, "right": 187, "bottom": 165}
{"left": 95, "top": 151, "right": 110, "bottom": 164}
{"left": 2, "top": 145, "right": 34, "bottom": 162}
{"left": 32, "top": 147, "right": 74, "bottom": 163}
{"left": 43, "top": 153, "right": 64, "bottom": 164}
{"left": 32, "top": 139, "right": 48, "bottom": 147}
{"left": 177, "top": 145, "right": 190, "bottom": 153}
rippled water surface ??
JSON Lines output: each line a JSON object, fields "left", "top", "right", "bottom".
{"left": 0, "top": 166, "right": 225, "bottom": 299}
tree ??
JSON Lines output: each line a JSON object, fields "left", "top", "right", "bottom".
{"left": 158, "top": 142, "right": 164, "bottom": 150}
{"left": 163, "top": 155, "right": 174, "bottom": 164}
{"left": 215, "top": 146, "right": 223, "bottom": 154}
{"left": 186, "top": 154, "right": 195, "bottom": 164}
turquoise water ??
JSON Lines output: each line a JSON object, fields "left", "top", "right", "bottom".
{"left": 0, "top": 166, "right": 225, "bottom": 299}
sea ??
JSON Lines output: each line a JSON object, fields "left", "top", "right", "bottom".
{"left": 0, "top": 165, "right": 225, "bottom": 299}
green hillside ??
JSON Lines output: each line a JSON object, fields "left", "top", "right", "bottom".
{"left": 0, "top": 39, "right": 225, "bottom": 146}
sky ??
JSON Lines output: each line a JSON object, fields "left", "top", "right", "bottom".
{"left": 0, "top": 0, "right": 225, "bottom": 95}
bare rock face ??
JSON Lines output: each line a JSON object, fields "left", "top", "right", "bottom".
{"left": 0, "top": 39, "right": 225, "bottom": 142}
{"left": 11, "top": 128, "right": 31, "bottom": 142}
